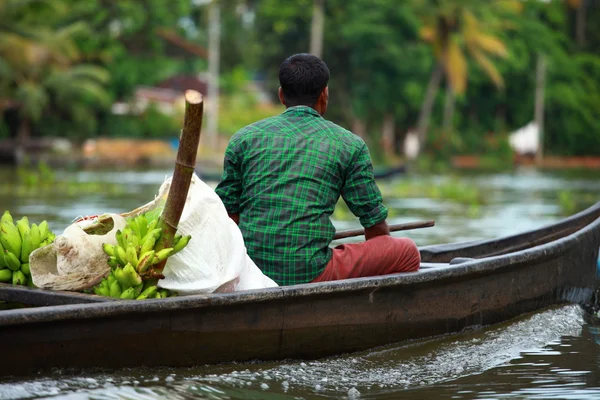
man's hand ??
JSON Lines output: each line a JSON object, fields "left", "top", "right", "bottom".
{"left": 228, "top": 213, "right": 240, "bottom": 225}
{"left": 364, "top": 220, "right": 390, "bottom": 240}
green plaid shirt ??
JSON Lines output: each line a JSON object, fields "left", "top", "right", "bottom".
{"left": 215, "top": 106, "right": 388, "bottom": 285}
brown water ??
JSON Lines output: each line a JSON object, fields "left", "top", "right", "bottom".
{"left": 0, "top": 166, "right": 599, "bottom": 399}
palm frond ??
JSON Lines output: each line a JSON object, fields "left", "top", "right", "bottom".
{"left": 471, "top": 49, "right": 505, "bottom": 89}
{"left": 444, "top": 38, "right": 467, "bottom": 94}
{"left": 15, "top": 81, "right": 49, "bottom": 121}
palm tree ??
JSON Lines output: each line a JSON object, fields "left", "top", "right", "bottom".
{"left": 0, "top": 0, "right": 109, "bottom": 150}
{"left": 415, "top": 1, "right": 521, "bottom": 144}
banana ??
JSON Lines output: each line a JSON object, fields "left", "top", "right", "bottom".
{"left": 115, "top": 230, "right": 125, "bottom": 249}
{"left": 173, "top": 234, "right": 182, "bottom": 246}
{"left": 12, "top": 270, "right": 26, "bottom": 285}
{"left": 16, "top": 217, "right": 30, "bottom": 240}
{"left": 1, "top": 211, "right": 13, "bottom": 224}
{"left": 4, "top": 251, "right": 21, "bottom": 271}
{"left": 30, "top": 223, "right": 41, "bottom": 249}
{"left": 122, "top": 227, "right": 133, "bottom": 246}
{"left": 136, "top": 250, "right": 155, "bottom": 273}
{"left": 123, "top": 263, "right": 142, "bottom": 287}
{"left": 1, "top": 220, "right": 21, "bottom": 256}
{"left": 159, "top": 289, "right": 169, "bottom": 298}
{"left": 107, "top": 272, "right": 116, "bottom": 285}
{"left": 127, "top": 218, "right": 141, "bottom": 239}
{"left": 172, "top": 235, "right": 191, "bottom": 255}
{"left": 27, "top": 276, "right": 36, "bottom": 287}
{"left": 115, "top": 245, "right": 128, "bottom": 266}
{"left": 109, "top": 280, "right": 122, "bottom": 298}
{"left": 38, "top": 220, "right": 49, "bottom": 241}
{"left": 133, "top": 283, "right": 144, "bottom": 297}
{"left": 0, "top": 269, "right": 11, "bottom": 282}
{"left": 154, "top": 292, "right": 162, "bottom": 299}
{"left": 21, "top": 262, "right": 30, "bottom": 276}
{"left": 146, "top": 219, "right": 158, "bottom": 235}
{"left": 126, "top": 243, "right": 138, "bottom": 268}
{"left": 137, "top": 214, "right": 148, "bottom": 240}
{"left": 94, "top": 281, "right": 110, "bottom": 297}
{"left": 20, "top": 231, "right": 33, "bottom": 263}
{"left": 102, "top": 243, "right": 116, "bottom": 257}
{"left": 120, "top": 287, "right": 137, "bottom": 299}
{"left": 136, "top": 285, "right": 157, "bottom": 300}
{"left": 47, "top": 232, "right": 56, "bottom": 242}
{"left": 0, "top": 241, "right": 6, "bottom": 268}
{"left": 153, "top": 248, "right": 174, "bottom": 265}
{"left": 107, "top": 256, "right": 119, "bottom": 269}
{"left": 140, "top": 233, "right": 157, "bottom": 255}
{"left": 113, "top": 267, "right": 130, "bottom": 290}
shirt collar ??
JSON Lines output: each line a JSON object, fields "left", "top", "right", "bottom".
{"left": 283, "top": 105, "right": 322, "bottom": 118}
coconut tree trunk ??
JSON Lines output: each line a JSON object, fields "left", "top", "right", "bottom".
{"left": 381, "top": 113, "right": 395, "bottom": 158}
{"left": 442, "top": 84, "right": 455, "bottom": 133}
{"left": 310, "top": 0, "right": 325, "bottom": 57}
{"left": 15, "top": 117, "right": 31, "bottom": 165}
{"left": 416, "top": 62, "right": 444, "bottom": 146}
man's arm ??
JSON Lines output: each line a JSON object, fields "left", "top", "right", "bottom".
{"left": 340, "top": 142, "right": 389, "bottom": 240}
{"left": 228, "top": 213, "right": 240, "bottom": 225}
{"left": 215, "top": 139, "right": 242, "bottom": 223}
{"left": 364, "top": 220, "right": 390, "bottom": 240}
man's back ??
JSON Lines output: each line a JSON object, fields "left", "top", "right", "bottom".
{"left": 215, "top": 105, "right": 387, "bottom": 285}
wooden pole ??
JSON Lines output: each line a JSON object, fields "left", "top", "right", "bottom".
{"left": 153, "top": 90, "right": 203, "bottom": 276}
{"left": 535, "top": 55, "right": 546, "bottom": 165}
{"left": 333, "top": 220, "right": 435, "bottom": 240}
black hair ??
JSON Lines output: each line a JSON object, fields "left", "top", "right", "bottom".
{"left": 278, "top": 53, "right": 330, "bottom": 107}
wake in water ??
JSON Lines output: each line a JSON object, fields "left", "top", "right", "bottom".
{"left": 0, "top": 305, "right": 585, "bottom": 399}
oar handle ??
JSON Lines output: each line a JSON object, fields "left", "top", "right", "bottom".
{"left": 333, "top": 220, "right": 435, "bottom": 240}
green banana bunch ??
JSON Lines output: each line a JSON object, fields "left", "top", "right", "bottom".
{"left": 94, "top": 213, "right": 191, "bottom": 299}
{"left": 0, "top": 211, "right": 56, "bottom": 286}
{"left": 0, "top": 269, "right": 12, "bottom": 283}
{"left": 94, "top": 279, "right": 110, "bottom": 296}
{"left": 101, "top": 213, "right": 192, "bottom": 278}
{"left": 12, "top": 270, "right": 26, "bottom": 285}
{"left": 1, "top": 220, "right": 21, "bottom": 258}
{"left": 136, "top": 285, "right": 157, "bottom": 300}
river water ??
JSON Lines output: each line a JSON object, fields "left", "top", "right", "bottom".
{"left": 0, "top": 166, "right": 599, "bottom": 399}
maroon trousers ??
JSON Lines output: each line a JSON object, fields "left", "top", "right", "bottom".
{"left": 311, "top": 235, "right": 421, "bottom": 282}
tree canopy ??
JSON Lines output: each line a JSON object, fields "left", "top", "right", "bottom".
{"left": 0, "top": 0, "right": 598, "bottom": 157}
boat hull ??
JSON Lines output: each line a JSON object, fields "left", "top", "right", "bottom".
{"left": 1, "top": 204, "right": 599, "bottom": 377}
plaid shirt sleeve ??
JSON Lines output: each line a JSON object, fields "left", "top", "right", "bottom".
{"left": 215, "top": 137, "right": 242, "bottom": 214}
{"left": 341, "top": 142, "right": 388, "bottom": 228}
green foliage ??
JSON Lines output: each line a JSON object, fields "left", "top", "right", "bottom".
{"left": 0, "top": 0, "right": 599, "bottom": 159}
{"left": 100, "top": 105, "right": 180, "bottom": 139}
{"left": 218, "top": 67, "right": 284, "bottom": 137}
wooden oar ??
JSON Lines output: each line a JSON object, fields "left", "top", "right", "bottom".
{"left": 334, "top": 220, "right": 435, "bottom": 240}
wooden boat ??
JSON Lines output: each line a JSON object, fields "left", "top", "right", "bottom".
{"left": 0, "top": 201, "right": 599, "bottom": 377}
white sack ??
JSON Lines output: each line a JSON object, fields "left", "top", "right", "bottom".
{"left": 128, "top": 173, "right": 278, "bottom": 294}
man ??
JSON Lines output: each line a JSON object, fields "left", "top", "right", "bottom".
{"left": 215, "top": 53, "right": 420, "bottom": 286}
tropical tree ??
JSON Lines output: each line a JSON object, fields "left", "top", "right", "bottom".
{"left": 415, "top": 0, "right": 521, "bottom": 143}
{"left": 0, "top": 0, "right": 109, "bottom": 146}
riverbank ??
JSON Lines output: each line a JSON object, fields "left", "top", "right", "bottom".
{"left": 3, "top": 138, "right": 600, "bottom": 172}
{"left": 452, "top": 154, "right": 600, "bottom": 170}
